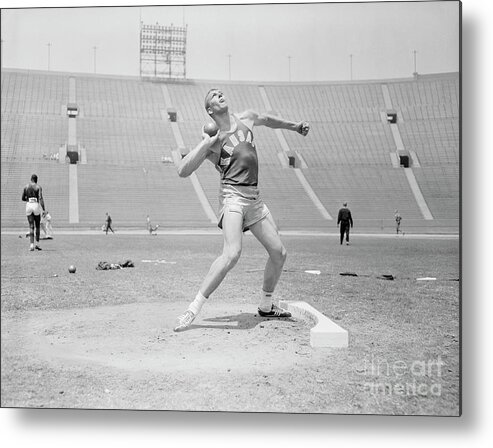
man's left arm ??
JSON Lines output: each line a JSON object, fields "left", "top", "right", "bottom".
{"left": 39, "top": 187, "right": 45, "bottom": 211}
{"left": 241, "top": 110, "right": 310, "bottom": 136}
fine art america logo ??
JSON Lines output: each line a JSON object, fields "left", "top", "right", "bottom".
{"left": 356, "top": 355, "right": 445, "bottom": 397}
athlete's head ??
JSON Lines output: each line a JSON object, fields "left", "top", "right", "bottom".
{"left": 31, "top": 174, "right": 38, "bottom": 183}
{"left": 343, "top": 202, "right": 347, "bottom": 207}
{"left": 204, "top": 89, "right": 227, "bottom": 117}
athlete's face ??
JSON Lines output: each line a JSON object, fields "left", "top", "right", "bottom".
{"left": 206, "top": 90, "right": 228, "bottom": 115}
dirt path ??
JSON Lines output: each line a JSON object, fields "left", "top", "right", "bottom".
{"left": 2, "top": 302, "right": 346, "bottom": 412}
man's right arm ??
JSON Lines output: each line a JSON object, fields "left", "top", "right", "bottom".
{"left": 21, "top": 187, "right": 27, "bottom": 202}
{"left": 177, "top": 131, "right": 220, "bottom": 178}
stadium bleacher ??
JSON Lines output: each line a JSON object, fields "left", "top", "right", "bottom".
{"left": 1, "top": 68, "right": 459, "bottom": 231}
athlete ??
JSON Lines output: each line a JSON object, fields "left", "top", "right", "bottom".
{"left": 22, "top": 174, "right": 45, "bottom": 251}
{"left": 173, "top": 89, "right": 310, "bottom": 331}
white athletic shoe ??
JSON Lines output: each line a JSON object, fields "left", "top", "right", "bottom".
{"left": 173, "top": 310, "right": 196, "bottom": 332}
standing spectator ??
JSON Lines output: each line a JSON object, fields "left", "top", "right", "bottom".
{"left": 146, "top": 215, "right": 159, "bottom": 235}
{"left": 41, "top": 210, "right": 54, "bottom": 239}
{"left": 104, "top": 212, "right": 115, "bottom": 234}
{"left": 22, "top": 174, "right": 45, "bottom": 251}
{"left": 395, "top": 210, "right": 402, "bottom": 234}
{"left": 337, "top": 202, "right": 353, "bottom": 245}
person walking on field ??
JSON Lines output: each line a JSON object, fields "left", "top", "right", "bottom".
{"left": 173, "top": 88, "right": 310, "bottom": 332}
{"left": 337, "top": 202, "right": 353, "bottom": 245}
{"left": 394, "top": 210, "right": 402, "bottom": 234}
{"left": 22, "top": 174, "right": 45, "bottom": 251}
{"left": 104, "top": 212, "right": 115, "bottom": 234}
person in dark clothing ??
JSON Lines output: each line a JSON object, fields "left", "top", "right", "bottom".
{"left": 104, "top": 212, "right": 115, "bottom": 234}
{"left": 394, "top": 210, "right": 402, "bottom": 234}
{"left": 337, "top": 202, "right": 353, "bottom": 245}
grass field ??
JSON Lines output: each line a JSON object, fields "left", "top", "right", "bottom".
{"left": 1, "top": 231, "right": 460, "bottom": 415}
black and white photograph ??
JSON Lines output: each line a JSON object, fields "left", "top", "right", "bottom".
{"left": 4, "top": 0, "right": 490, "bottom": 444}
{"left": 0, "top": 0, "right": 461, "bottom": 417}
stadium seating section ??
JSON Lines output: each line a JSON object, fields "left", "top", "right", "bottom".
{"left": 1, "top": 69, "right": 459, "bottom": 231}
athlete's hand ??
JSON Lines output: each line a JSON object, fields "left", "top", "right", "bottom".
{"left": 201, "top": 126, "right": 221, "bottom": 146}
{"left": 297, "top": 121, "right": 310, "bottom": 136}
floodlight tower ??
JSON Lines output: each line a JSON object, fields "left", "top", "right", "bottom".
{"left": 139, "top": 21, "right": 187, "bottom": 80}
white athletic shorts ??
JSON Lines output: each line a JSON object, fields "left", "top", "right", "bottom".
{"left": 26, "top": 198, "right": 42, "bottom": 216}
{"left": 218, "top": 184, "right": 270, "bottom": 231}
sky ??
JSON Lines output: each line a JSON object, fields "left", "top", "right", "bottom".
{"left": 0, "top": 0, "right": 460, "bottom": 82}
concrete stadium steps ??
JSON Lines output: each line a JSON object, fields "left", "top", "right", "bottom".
{"left": 264, "top": 83, "right": 386, "bottom": 122}
{"left": 253, "top": 126, "right": 286, "bottom": 166}
{"left": 386, "top": 74, "right": 459, "bottom": 113}
{"left": 258, "top": 165, "right": 328, "bottom": 229}
{"left": 413, "top": 165, "right": 459, "bottom": 219}
{"left": 194, "top": 162, "right": 221, "bottom": 217}
{"left": 166, "top": 83, "right": 207, "bottom": 122}
{"left": 1, "top": 114, "right": 66, "bottom": 162}
{"left": 304, "top": 166, "right": 424, "bottom": 221}
{"left": 1, "top": 70, "right": 69, "bottom": 115}
{"left": 75, "top": 76, "right": 166, "bottom": 119}
{"left": 0, "top": 69, "right": 459, "bottom": 232}
{"left": 177, "top": 121, "right": 202, "bottom": 150}
{"left": 398, "top": 119, "right": 459, "bottom": 165}
{"left": 77, "top": 117, "right": 175, "bottom": 165}
{"left": 77, "top": 164, "right": 211, "bottom": 227}
{"left": 281, "top": 121, "right": 395, "bottom": 166}
{"left": 1, "top": 161, "right": 69, "bottom": 227}
{"left": 394, "top": 103, "right": 458, "bottom": 121}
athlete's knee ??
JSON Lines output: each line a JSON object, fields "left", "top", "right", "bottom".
{"left": 222, "top": 245, "right": 242, "bottom": 269}
{"left": 271, "top": 245, "right": 287, "bottom": 267}
{"left": 280, "top": 246, "right": 287, "bottom": 264}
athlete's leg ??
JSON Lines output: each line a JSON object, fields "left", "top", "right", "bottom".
{"left": 199, "top": 209, "right": 244, "bottom": 298}
{"left": 174, "top": 209, "right": 244, "bottom": 332}
{"left": 340, "top": 224, "right": 344, "bottom": 244}
{"left": 34, "top": 214, "right": 41, "bottom": 243}
{"left": 27, "top": 214, "right": 35, "bottom": 249}
{"left": 249, "top": 213, "right": 291, "bottom": 317}
{"left": 249, "top": 213, "right": 287, "bottom": 296}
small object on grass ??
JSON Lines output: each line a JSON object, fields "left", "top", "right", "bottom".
{"left": 305, "top": 270, "right": 321, "bottom": 275}
{"left": 340, "top": 272, "right": 358, "bottom": 277}
{"left": 68, "top": 265, "right": 76, "bottom": 274}
{"left": 417, "top": 277, "right": 436, "bottom": 281}
{"left": 96, "top": 260, "right": 134, "bottom": 270}
{"left": 378, "top": 274, "right": 394, "bottom": 280}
